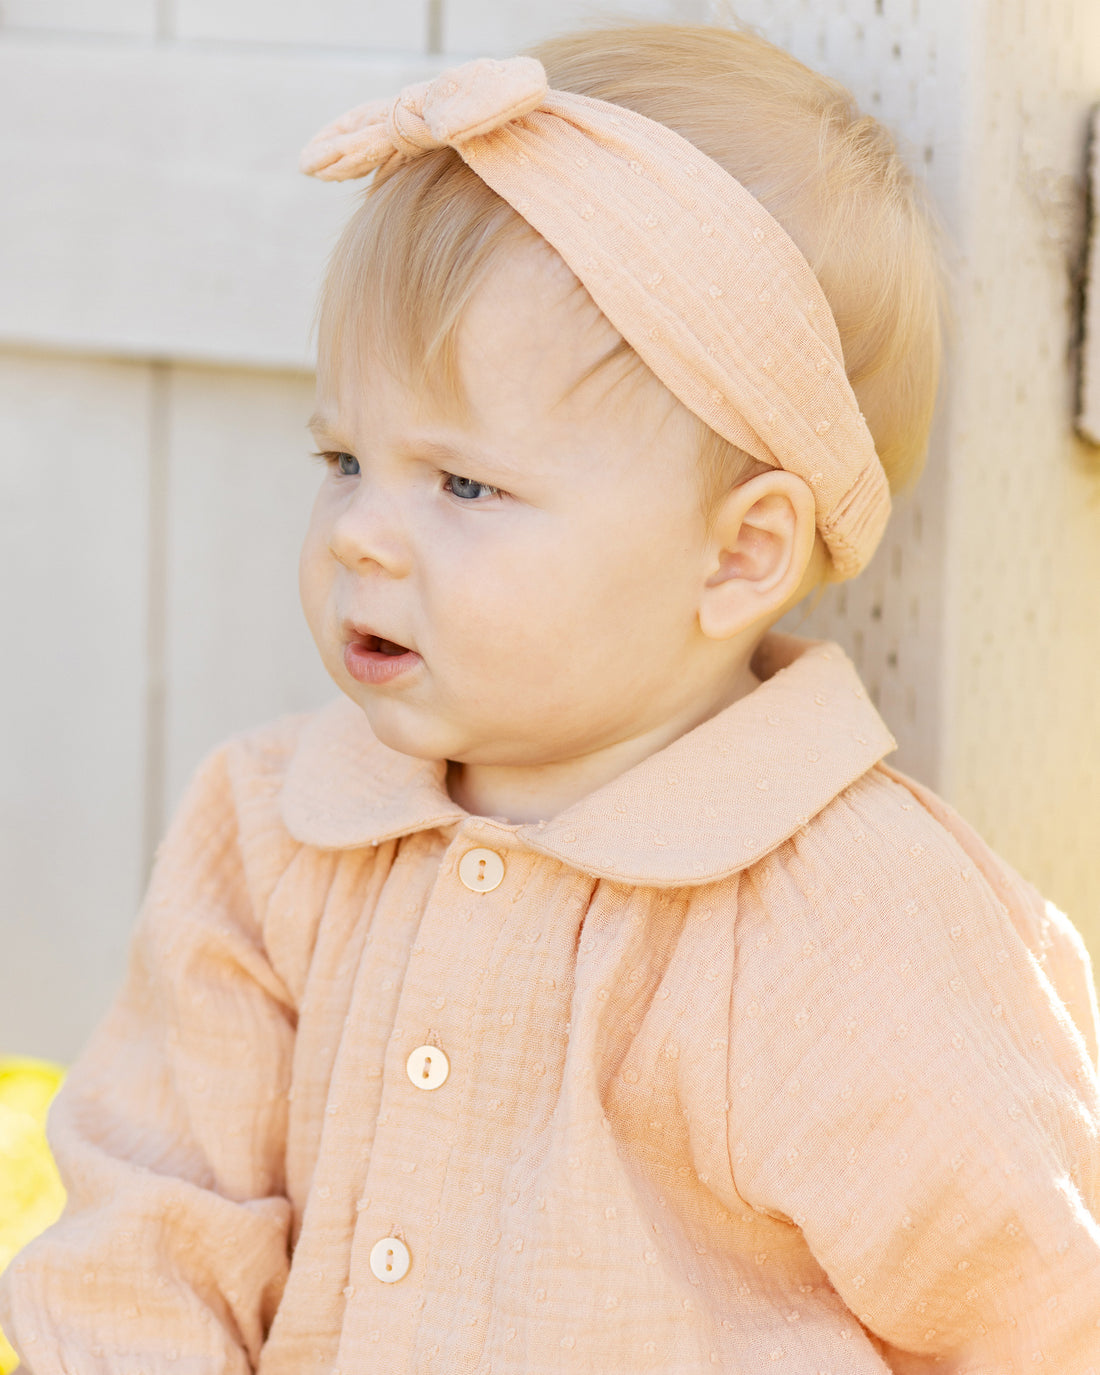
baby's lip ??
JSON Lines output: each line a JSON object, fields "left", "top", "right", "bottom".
{"left": 343, "top": 619, "right": 415, "bottom": 654}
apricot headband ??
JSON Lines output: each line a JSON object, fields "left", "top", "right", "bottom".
{"left": 301, "top": 56, "right": 891, "bottom": 579}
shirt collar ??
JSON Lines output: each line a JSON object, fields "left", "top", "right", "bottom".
{"left": 280, "top": 631, "right": 897, "bottom": 885}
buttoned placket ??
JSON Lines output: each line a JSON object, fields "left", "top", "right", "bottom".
{"left": 335, "top": 817, "right": 540, "bottom": 1368}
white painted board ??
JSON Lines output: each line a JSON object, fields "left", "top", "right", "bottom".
{"left": 0, "top": 351, "right": 151, "bottom": 1062}
{"left": 442, "top": 0, "right": 710, "bottom": 56}
{"left": 0, "top": 0, "right": 155, "bottom": 36}
{"left": 0, "top": 38, "right": 444, "bottom": 369}
{"left": 161, "top": 365, "right": 336, "bottom": 826}
{"left": 174, "top": 0, "right": 429, "bottom": 51}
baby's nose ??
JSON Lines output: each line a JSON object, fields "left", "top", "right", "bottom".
{"left": 327, "top": 489, "right": 413, "bottom": 577}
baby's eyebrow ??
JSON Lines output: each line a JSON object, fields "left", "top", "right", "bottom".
{"left": 306, "top": 412, "right": 343, "bottom": 443}
{"left": 305, "top": 416, "right": 530, "bottom": 481}
{"left": 403, "top": 436, "right": 527, "bottom": 480}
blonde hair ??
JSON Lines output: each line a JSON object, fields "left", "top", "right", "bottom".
{"left": 318, "top": 20, "right": 946, "bottom": 542}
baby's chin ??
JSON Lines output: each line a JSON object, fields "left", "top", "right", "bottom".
{"left": 349, "top": 694, "right": 573, "bottom": 772}
{"left": 339, "top": 691, "right": 439, "bottom": 758}
{"left": 339, "top": 689, "right": 483, "bottom": 765}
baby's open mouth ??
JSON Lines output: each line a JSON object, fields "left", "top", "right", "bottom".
{"left": 342, "top": 623, "right": 420, "bottom": 682}
{"left": 363, "top": 634, "right": 409, "bottom": 656}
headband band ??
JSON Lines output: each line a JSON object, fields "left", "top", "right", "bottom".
{"left": 300, "top": 56, "right": 891, "bottom": 579}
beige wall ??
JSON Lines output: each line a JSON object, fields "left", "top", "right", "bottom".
{"left": 1, "top": 0, "right": 1097, "bottom": 1061}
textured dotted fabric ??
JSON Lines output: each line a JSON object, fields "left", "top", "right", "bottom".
{"left": 2, "top": 632, "right": 1098, "bottom": 1373}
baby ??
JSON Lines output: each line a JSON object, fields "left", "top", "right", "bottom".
{"left": 2, "top": 19, "right": 1099, "bottom": 1375}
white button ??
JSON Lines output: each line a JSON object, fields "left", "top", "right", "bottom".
{"left": 406, "top": 1044, "right": 450, "bottom": 1091}
{"left": 458, "top": 847, "right": 505, "bottom": 893}
{"left": 369, "top": 1236, "right": 411, "bottom": 1283}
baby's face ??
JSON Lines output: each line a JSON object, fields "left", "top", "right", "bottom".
{"left": 300, "top": 240, "right": 729, "bottom": 771}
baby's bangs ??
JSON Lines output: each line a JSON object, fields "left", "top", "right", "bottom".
{"left": 316, "top": 150, "right": 535, "bottom": 412}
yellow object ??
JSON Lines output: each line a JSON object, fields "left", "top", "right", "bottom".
{"left": 0, "top": 1056, "right": 66, "bottom": 1375}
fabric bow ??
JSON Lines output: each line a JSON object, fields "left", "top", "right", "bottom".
{"left": 300, "top": 56, "right": 550, "bottom": 181}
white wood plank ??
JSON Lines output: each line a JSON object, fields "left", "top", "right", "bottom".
{"left": 161, "top": 365, "right": 335, "bottom": 821}
{"left": 0, "top": 38, "right": 444, "bottom": 369}
{"left": 0, "top": 0, "right": 155, "bottom": 36}
{"left": 0, "top": 350, "right": 151, "bottom": 1063}
{"left": 174, "top": 0, "right": 429, "bottom": 52}
{"left": 442, "top": 0, "right": 710, "bottom": 56}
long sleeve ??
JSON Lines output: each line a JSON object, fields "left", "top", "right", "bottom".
{"left": 728, "top": 766, "right": 1100, "bottom": 1373}
{"left": 0, "top": 746, "right": 296, "bottom": 1373}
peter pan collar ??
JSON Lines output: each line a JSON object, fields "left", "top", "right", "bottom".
{"left": 280, "top": 631, "right": 897, "bottom": 886}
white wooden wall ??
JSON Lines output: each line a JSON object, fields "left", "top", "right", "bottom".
{"left": 1, "top": 0, "right": 1097, "bottom": 1061}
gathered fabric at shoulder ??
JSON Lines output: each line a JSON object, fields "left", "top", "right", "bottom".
{"left": 729, "top": 759, "right": 1100, "bottom": 1368}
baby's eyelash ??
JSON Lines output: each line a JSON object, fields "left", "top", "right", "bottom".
{"left": 442, "top": 471, "right": 503, "bottom": 501}
{"left": 309, "top": 452, "right": 503, "bottom": 500}
{"left": 312, "top": 450, "right": 359, "bottom": 475}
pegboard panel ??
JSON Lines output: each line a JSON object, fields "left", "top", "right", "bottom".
{"left": 748, "top": 0, "right": 1100, "bottom": 956}
{"left": 708, "top": 0, "right": 950, "bottom": 161}
{"left": 777, "top": 414, "right": 949, "bottom": 794}
{"left": 724, "top": 0, "right": 961, "bottom": 791}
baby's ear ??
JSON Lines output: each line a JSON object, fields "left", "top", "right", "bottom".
{"left": 697, "top": 470, "right": 820, "bottom": 640}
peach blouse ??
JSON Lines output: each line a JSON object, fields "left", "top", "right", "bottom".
{"left": 2, "top": 632, "right": 1098, "bottom": 1373}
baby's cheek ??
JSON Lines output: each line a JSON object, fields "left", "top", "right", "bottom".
{"left": 298, "top": 529, "right": 332, "bottom": 639}
{"left": 430, "top": 531, "right": 589, "bottom": 673}
{"left": 492, "top": 581, "right": 568, "bottom": 657}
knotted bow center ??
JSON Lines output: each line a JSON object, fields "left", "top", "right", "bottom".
{"left": 385, "top": 82, "right": 438, "bottom": 159}
{"left": 300, "top": 56, "right": 549, "bottom": 180}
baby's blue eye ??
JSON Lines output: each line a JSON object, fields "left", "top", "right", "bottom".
{"left": 446, "top": 473, "right": 500, "bottom": 501}
{"left": 335, "top": 452, "right": 360, "bottom": 476}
